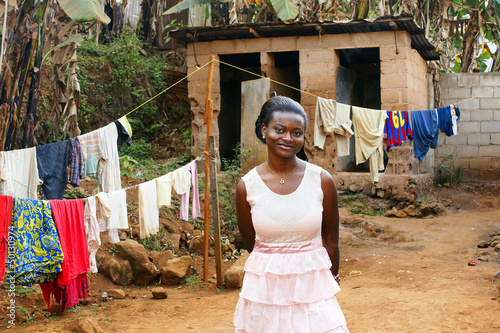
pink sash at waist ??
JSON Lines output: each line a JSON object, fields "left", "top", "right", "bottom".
{"left": 253, "top": 237, "right": 322, "bottom": 254}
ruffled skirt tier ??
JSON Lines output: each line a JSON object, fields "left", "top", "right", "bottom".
{"left": 233, "top": 237, "right": 349, "bottom": 333}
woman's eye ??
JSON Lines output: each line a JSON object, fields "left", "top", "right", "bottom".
{"left": 294, "top": 131, "right": 303, "bottom": 136}
{"left": 276, "top": 128, "right": 284, "bottom": 133}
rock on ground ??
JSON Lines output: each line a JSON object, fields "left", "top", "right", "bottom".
{"left": 224, "top": 251, "right": 249, "bottom": 289}
{"left": 108, "top": 289, "right": 126, "bottom": 299}
{"left": 63, "top": 318, "right": 103, "bottom": 333}
{"left": 151, "top": 287, "right": 168, "bottom": 299}
{"left": 161, "top": 256, "right": 193, "bottom": 285}
{"left": 98, "top": 252, "right": 133, "bottom": 286}
{"left": 115, "top": 239, "right": 160, "bottom": 285}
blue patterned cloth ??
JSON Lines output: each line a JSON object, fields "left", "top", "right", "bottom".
{"left": 9, "top": 198, "right": 64, "bottom": 286}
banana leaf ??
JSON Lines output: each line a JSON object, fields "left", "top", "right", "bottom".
{"left": 58, "top": 0, "right": 110, "bottom": 24}
{"left": 268, "top": 0, "right": 297, "bottom": 21}
{"left": 164, "top": 0, "right": 231, "bottom": 15}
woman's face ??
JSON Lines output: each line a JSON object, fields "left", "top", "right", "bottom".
{"left": 262, "top": 111, "right": 305, "bottom": 159}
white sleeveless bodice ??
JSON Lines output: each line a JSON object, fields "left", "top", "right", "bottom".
{"left": 242, "top": 162, "right": 324, "bottom": 244}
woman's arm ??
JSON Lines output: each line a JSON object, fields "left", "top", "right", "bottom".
{"left": 320, "top": 170, "right": 340, "bottom": 277}
{"left": 235, "top": 179, "right": 256, "bottom": 253}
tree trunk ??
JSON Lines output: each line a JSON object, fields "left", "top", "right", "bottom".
{"left": 460, "top": 10, "right": 479, "bottom": 73}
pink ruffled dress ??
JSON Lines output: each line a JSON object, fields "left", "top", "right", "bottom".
{"left": 233, "top": 162, "right": 349, "bottom": 333}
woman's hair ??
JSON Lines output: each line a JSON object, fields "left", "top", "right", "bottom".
{"left": 254, "top": 95, "right": 308, "bottom": 143}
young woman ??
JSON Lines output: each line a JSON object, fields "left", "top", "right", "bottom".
{"left": 233, "top": 95, "right": 349, "bottom": 332}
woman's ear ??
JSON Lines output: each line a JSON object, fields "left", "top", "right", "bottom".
{"left": 261, "top": 124, "right": 267, "bottom": 139}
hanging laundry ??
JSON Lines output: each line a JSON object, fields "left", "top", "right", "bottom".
{"left": 313, "top": 97, "right": 353, "bottom": 156}
{"left": 114, "top": 120, "right": 132, "bottom": 146}
{"left": 180, "top": 161, "right": 202, "bottom": 221}
{"left": 0, "top": 147, "right": 39, "bottom": 199}
{"left": 84, "top": 193, "right": 112, "bottom": 273}
{"left": 69, "top": 137, "right": 84, "bottom": 187}
{"left": 384, "top": 110, "right": 413, "bottom": 151}
{"left": 437, "top": 105, "right": 461, "bottom": 136}
{"left": 106, "top": 189, "right": 128, "bottom": 244}
{"left": 10, "top": 198, "right": 64, "bottom": 286}
{"left": 48, "top": 199, "right": 89, "bottom": 286}
{"left": 78, "top": 130, "right": 104, "bottom": 179}
{"left": 37, "top": 140, "right": 72, "bottom": 199}
{"left": 139, "top": 180, "right": 159, "bottom": 239}
{"left": 40, "top": 272, "right": 88, "bottom": 312}
{"left": 156, "top": 167, "right": 191, "bottom": 207}
{"left": 0, "top": 195, "right": 12, "bottom": 282}
{"left": 352, "top": 107, "right": 388, "bottom": 183}
{"left": 411, "top": 109, "right": 439, "bottom": 162}
{"left": 98, "top": 123, "right": 123, "bottom": 243}
{"left": 118, "top": 116, "right": 133, "bottom": 138}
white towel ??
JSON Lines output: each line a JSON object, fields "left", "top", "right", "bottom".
{"left": 139, "top": 180, "right": 159, "bottom": 239}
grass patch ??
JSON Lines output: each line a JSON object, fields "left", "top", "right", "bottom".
{"left": 338, "top": 193, "right": 385, "bottom": 216}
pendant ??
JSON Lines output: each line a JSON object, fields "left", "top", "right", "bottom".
{"left": 280, "top": 179, "right": 285, "bottom": 185}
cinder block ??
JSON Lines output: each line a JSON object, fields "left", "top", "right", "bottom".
{"left": 381, "top": 60, "right": 406, "bottom": 75}
{"left": 479, "top": 169, "right": 500, "bottom": 180}
{"left": 480, "top": 99, "right": 500, "bottom": 110}
{"left": 467, "top": 133, "right": 490, "bottom": 146}
{"left": 369, "top": 31, "right": 396, "bottom": 46}
{"left": 212, "top": 40, "right": 234, "bottom": 54}
{"left": 305, "top": 50, "right": 335, "bottom": 64}
{"left": 193, "top": 41, "right": 212, "bottom": 55}
{"left": 457, "top": 98, "right": 479, "bottom": 110}
{"left": 458, "top": 145, "right": 479, "bottom": 158}
{"left": 481, "top": 121, "right": 500, "bottom": 133}
{"left": 472, "top": 87, "right": 494, "bottom": 98}
{"left": 300, "top": 62, "right": 330, "bottom": 78}
{"left": 471, "top": 109, "right": 493, "bottom": 121}
{"left": 381, "top": 75, "right": 407, "bottom": 89}
{"left": 436, "top": 145, "right": 458, "bottom": 157}
{"left": 381, "top": 88, "right": 402, "bottom": 104}
{"left": 479, "top": 145, "right": 500, "bottom": 157}
{"left": 494, "top": 111, "right": 500, "bottom": 121}
{"left": 492, "top": 158, "right": 500, "bottom": 169}
{"left": 306, "top": 77, "right": 336, "bottom": 91}
{"left": 479, "top": 73, "right": 500, "bottom": 86}
{"left": 440, "top": 74, "right": 458, "bottom": 89}
{"left": 490, "top": 133, "right": 500, "bottom": 144}
{"left": 443, "top": 87, "right": 471, "bottom": 99}
{"left": 444, "top": 134, "right": 467, "bottom": 145}
{"left": 457, "top": 74, "right": 480, "bottom": 87}
{"left": 351, "top": 33, "right": 372, "bottom": 48}
{"left": 469, "top": 157, "right": 492, "bottom": 169}
{"left": 461, "top": 168, "right": 479, "bottom": 179}
{"left": 459, "top": 122, "right": 480, "bottom": 133}
{"left": 437, "top": 134, "right": 445, "bottom": 145}
{"left": 458, "top": 110, "right": 470, "bottom": 122}
{"left": 321, "top": 34, "right": 350, "bottom": 49}
{"left": 380, "top": 46, "right": 406, "bottom": 61}
{"left": 270, "top": 36, "right": 297, "bottom": 51}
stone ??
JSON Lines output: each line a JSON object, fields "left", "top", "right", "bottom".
{"left": 115, "top": 239, "right": 160, "bottom": 285}
{"left": 151, "top": 287, "right": 168, "bottom": 299}
{"left": 396, "top": 211, "right": 408, "bottom": 218}
{"left": 416, "top": 211, "right": 423, "bottom": 218}
{"left": 409, "top": 194, "right": 416, "bottom": 203}
{"left": 431, "top": 203, "right": 446, "bottom": 215}
{"left": 108, "top": 289, "right": 126, "bottom": 299}
{"left": 391, "top": 188, "right": 399, "bottom": 197}
{"left": 157, "top": 250, "right": 174, "bottom": 269}
{"left": 63, "top": 318, "right": 103, "bottom": 333}
{"left": 376, "top": 188, "right": 385, "bottom": 198}
{"left": 131, "top": 226, "right": 140, "bottom": 238}
{"left": 495, "top": 244, "right": 500, "bottom": 252}
{"left": 191, "top": 235, "right": 215, "bottom": 256}
{"left": 403, "top": 205, "right": 416, "bottom": 217}
{"left": 15, "top": 307, "right": 27, "bottom": 324}
{"left": 477, "top": 241, "right": 489, "bottom": 248}
{"left": 99, "top": 254, "right": 133, "bottom": 286}
{"left": 170, "top": 233, "right": 181, "bottom": 250}
{"left": 385, "top": 208, "right": 397, "bottom": 217}
{"left": 192, "top": 229, "right": 202, "bottom": 237}
{"left": 384, "top": 189, "right": 392, "bottom": 199}
{"left": 224, "top": 251, "right": 250, "bottom": 289}
{"left": 420, "top": 206, "right": 431, "bottom": 217}
{"left": 396, "top": 202, "right": 406, "bottom": 210}
{"left": 161, "top": 256, "right": 193, "bottom": 285}
{"left": 489, "top": 236, "right": 500, "bottom": 247}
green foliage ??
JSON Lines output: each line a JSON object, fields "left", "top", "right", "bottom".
{"left": 435, "top": 154, "right": 463, "bottom": 186}
{"left": 63, "top": 187, "right": 91, "bottom": 199}
{"left": 119, "top": 155, "right": 140, "bottom": 177}
{"left": 15, "top": 285, "right": 37, "bottom": 298}
{"left": 163, "top": 19, "right": 188, "bottom": 43}
{"left": 15, "top": 306, "right": 31, "bottom": 322}
{"left": 108, "top": 245, "right": 119, "bottom": 256}
{"left": 338, "top": 193, "right": 384, "bottom": 216}
{"left": 138, "top": 228, "right": 172, "bottom": 252}
{"left": 118, "top": 139, "right": 153, "bottom": 161}
{"left": 181, "top": 275, "right": 199, "bottom": 285}
{"left": 219, "top": 143, "right": 253, "bottom": 231}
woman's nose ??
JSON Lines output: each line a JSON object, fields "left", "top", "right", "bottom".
{"left": 283, "top": 132, "right": 293, "bottom": 142}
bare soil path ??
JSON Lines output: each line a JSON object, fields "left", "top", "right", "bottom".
{"left": 2, "top": 193, "right": 499, "bottom": 332}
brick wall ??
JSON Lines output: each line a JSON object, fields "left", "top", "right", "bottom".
{"left": 438, "top": 72, "right": 500, "bottom": 180}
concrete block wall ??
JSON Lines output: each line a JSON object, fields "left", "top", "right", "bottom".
{"left": 439, "top": 72, "right": 500, "bottom": 180}
{"left": 185, "top": 30, "right": 429, "bottom": 174}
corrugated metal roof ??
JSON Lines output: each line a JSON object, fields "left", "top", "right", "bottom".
{"left": 170, "top": 15, "right": 440, "bottom": 61}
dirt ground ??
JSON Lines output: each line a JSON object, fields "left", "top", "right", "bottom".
{"left": 1, "top": 183, "right": 500, "bottom": 333}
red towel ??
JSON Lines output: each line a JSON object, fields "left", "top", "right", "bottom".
{"left": 49, "top": 199, "right": 89, "bottom": 286}
{"left": 0, "top": 195, "right": 13, "bottom": 282}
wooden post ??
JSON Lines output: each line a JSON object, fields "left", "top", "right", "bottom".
{"left": 209, "top": 136, "right": 223, "bottom": 287}
{"left": 203, "top": 55, "right": 215, "bottom": 282}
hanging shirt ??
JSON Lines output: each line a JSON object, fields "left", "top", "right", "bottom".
{"left": 98, "top": 123, "right": 122, "bottom": 193}
{"left": 78, "top": 130, "right": 104, "bottom": 178}
{"left": 49, "top": 199, "right": 89, "bottom": 287}
{"left": 156, "top": 167, "right": 191, "bottom": 207}
{"left": 411, "top": 109, "right": 439, "bottom": 162}
{"left": 0, "top": 195, "right": 13, "bottom": 282}
{"left": 37, "top": 141, "right": 72, "bottom": 199}
{"left": 114, "top": 120, "right": 132, "bottom": 146}
{"left": 118, "top": 116, "right": 133, "bottom": 138}
{"left": 106, "top": 189, "right": 128, "bottom": 243}
{"left": 139, "top": 180, "right": 159, "bottom": 239}
{"left": 352, "top": 106, "right": 388, "bottom": 183}
{"left": 180, "top": 161, "right": 202, "bottom": 221}
{"left": 437, "top": 105, "right": 461, "bottom": 136}
{"left": 384, "top": 110, "right": 413, "bottom": 151}
{"left": 10, "top": 198, "right": 64, "bottom": 286}
{"left": 313, "top": 97, "right": 353, "bottom": 156}
{"left": 0, "top": 147, "right": 39, "bottom": 199}
{"left": 84, "top": 194, "right": 112, "bottom": 274}
{"left": 68, "top": 137, "right": 83, "bottom": 187}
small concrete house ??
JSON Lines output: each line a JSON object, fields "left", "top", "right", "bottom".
{"left": 172, "top": 16, "right": 439, "bottom": 191}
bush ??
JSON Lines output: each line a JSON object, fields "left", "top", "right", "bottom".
{"left": 434, "top": 154, "right": 462, "bottom": 186}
